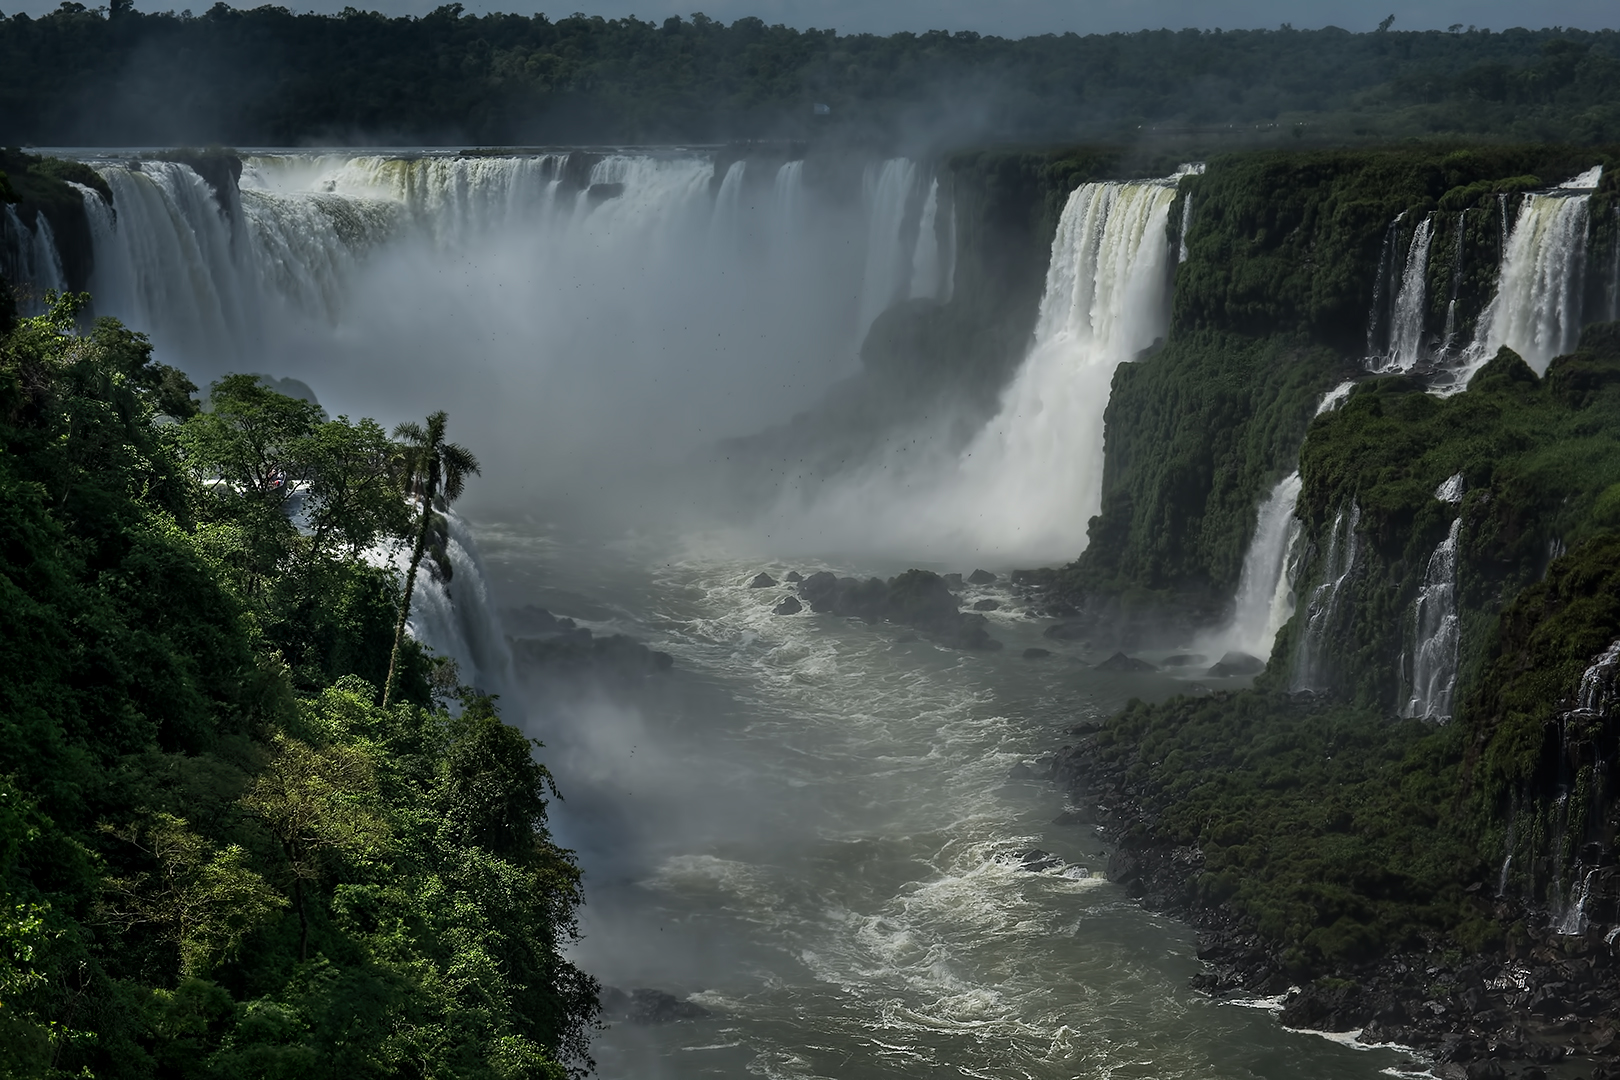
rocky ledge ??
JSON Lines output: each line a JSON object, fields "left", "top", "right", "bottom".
{"left": 788, "top": 568, "right": 1003, "bottom": 651}
{"left": 1051, "top": 731, "right": 1620, "bottom": 1080}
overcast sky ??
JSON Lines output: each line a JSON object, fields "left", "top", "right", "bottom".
{"left": 5, "top": 0, "right": 1616, "bottom": 37}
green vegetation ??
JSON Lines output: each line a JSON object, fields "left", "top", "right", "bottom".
{"left": 1279, "top": 325, "right": 1620, "bottom": 707}
{"left": 0, "top": 148, "right": 109, "bottom": 296}
{"left": 0, "top": 289, "right": 595, "bottom": 1077}
{"left": 2, "top": 7, "right": 1620, "bottom": 146}
{"left": 1094, "top": 692, "right": 1486, "bottom": 970}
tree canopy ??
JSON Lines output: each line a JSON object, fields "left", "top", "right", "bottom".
{"left": 1, "top": 5, "right": 1619, "bottom": 146}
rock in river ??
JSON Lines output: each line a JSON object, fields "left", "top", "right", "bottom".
{"left": 1094, "top": 651, "right": 1157, "bottom": 672}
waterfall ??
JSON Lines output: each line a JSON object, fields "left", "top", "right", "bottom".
{"left": 59, "top": 149, "right": 915, "bottom": 482}
{"left": 770, "top": 160, "right": 805, "bottom": 254}
{"left": 1222, "top": 472, "right": 1304, "bottom": 661}
{"left": 858, "top": 157, "right": 921, "bottom": 337}
{"left": 908, "top": 177, "right": 942, "bottom": 299}
{"left": 1404, "top": 486, "right": 1463, "bottom": 720}
{"left": 1, "top": 203, "right": 67, "bottom": 313}
{"left": 1384, "top": 213, "right": 1435, "bottom": 371}
{"left": 1438, "top": 212, "right": 1469, "bottom": 358}
{"left": 939, "top": 176, "right": 1180, "bottom": 558}
{"left": 1449, "top": 171, "right": 1599, "bottom": 388}
{"left": 1293, "top": 501, "right": 1361, "bottom": 692}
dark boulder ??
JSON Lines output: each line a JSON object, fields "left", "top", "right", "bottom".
{"left": 943, "top": 573, "right": 963, "bottom": 588}
{"left": 784, "top": 570, "right": 803, "bottom": 582}
{"left": 967, "top": 569, "right": 997, "bottom": 585}
{"left": 772, "top": 595, "right": 802, "bottom": 615}
{"left": 1016, "top": 849, "right": 1063, "bottom": 872}
{"left": 1207, "top": 651, "right": 1265, "bottom": 677}
{"left": 1095, "top": 651, "right": 1157, "bottom": 672}
{"left": 749, "top": 572, "right": 778, "bottom": 589}
{"left": 1043, "top": 622, "right": 1088, "bottom": 641}
{"left": 1022, "top": 647, "right": 1052, "bottom": 660}
{"left": 601, "top": 987, "right": 710, "bottom": 1024}
{"left": 972, "top": 598, "right": 1000, "bottom": 611}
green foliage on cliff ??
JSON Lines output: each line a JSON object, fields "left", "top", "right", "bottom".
{"left": 3, "top": 6, "right": 1620, "bottom": 146}
{"left": 1277, "top": 323, "right": 1620, "bottom": 709}
{"left": 1096, "top": 691, "right": 1489, "bottom": 971}
{"left": 0, "top": 294, "right": 595, "bottom": 1078}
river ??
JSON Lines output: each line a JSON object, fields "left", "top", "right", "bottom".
{"left": 474, "top": 518, "right": 1427, "bottom": 1080}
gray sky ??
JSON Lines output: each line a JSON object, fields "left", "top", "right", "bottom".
{"left": 5, "top": 0, "right": 1618, "bottom": 35}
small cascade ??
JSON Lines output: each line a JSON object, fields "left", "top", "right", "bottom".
{"left": 1384, "top": 213, "right": 1436, "bottom": 371}
{"left": 396, "top": 509, "right": 513, "bottom": 699}
{"left": 0, "top": 203, "right": 67, "bottom": 312}
{"left": 1223, "top": 471, "right": 1304, "bottom": 662}
{"left": 1365, "top": 211, "right": 1408, "bottom": 359}
{"left": 1450, "top": 169, "right": 1600, "bottom": 387}
{"left": 1546, "top": 637, "right": 1620, "bottom": 930}
{"left": 1608, "top": 206, "right": 1620, "bottom": 323}
{"left": 1211, "top": 381, "right": 1359, "bottom": 664}
{"left": 1177, "top": 190, "right": 1194, "bottom": 263}
{"left": 908, "top": 177, "right": 942, "bottom": 299}
{"left": 1293, "top": 501, "right": 1361, "bottom": 692}
{"left": 1316, "top": 379, "right": 1356, "bottom": 414}
{"left": 709, "top": 160, "right": 747, "bottom": 252}
{"left": 1438, "top": 211, "right": 1469, "bottom": 358}
{"left": 1405, "top": 489, "right": 1463, "bottom": 721}
{"left": 858, "top": 157, "right": 921, "bottom": 336}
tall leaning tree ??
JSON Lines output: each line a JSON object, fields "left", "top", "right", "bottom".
{"left": 383, "top": 410, "right": 480, "bottom": 708}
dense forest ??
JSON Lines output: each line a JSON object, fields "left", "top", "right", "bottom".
{"left": 1, "top": 3, "right": 1620, "bottom": 146}
{"left": 0, "top": 225, "right": 597, "bottom": 1074}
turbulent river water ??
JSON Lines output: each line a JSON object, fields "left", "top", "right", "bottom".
{"left": 474, "top": 518, "right": 1426, "bottom": 1080}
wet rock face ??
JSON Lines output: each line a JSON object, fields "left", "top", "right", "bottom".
{"left": 772, "top": 595, "right": 802, "bottom": 615}
{"left": 795, "top": 568, "right": 1001, "bottom": 650}
{"left": 600, "top": 987, "right": 710, "bottom": 1024}
{"left": 967, "top": 569, "right": 998, "bottom": 585}
{"left": 973, "top": 598, "right": 1000, "bottom": 611}
{"left": 749, "top": 571, "right": 778, "bottom": 588}
{"left": 1022, "top": 647, "right": 1052, "bottom": 659}
{"left": 1095, "top": 651, "right": 1157, "bottom": 672}
{"left": 1207, "top": 651, "right": 1264, "bottom": 676}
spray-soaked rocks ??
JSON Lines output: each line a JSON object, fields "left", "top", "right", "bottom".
{"left": 772, "top": 595, "right": 802, "bottom": 615}
{"left": 599, "top": 987, "right": 710, "bottom": 1024}
{"left": 1207, "top": 651, "right": 1265, "bottom": 677}
{"left": 1094, "top": 651, "right": 1157, "bottom": 672}
{"left": 796, "top": 569, "right": 1001, "bottom": 650}
{"left": 505, "top": 605, "right": 673, "bottom": 678}
{"left": 749, "top": 572, "right": 778, "bottom": 588}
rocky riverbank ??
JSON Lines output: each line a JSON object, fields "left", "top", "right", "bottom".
{"left": 1048, "top": 723, "right": 1620, "bottom": 1080}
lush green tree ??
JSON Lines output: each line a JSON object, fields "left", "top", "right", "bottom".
{"left": 384, "top": 411, "right": 479, "bottom": 708}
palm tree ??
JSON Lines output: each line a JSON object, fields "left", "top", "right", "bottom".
{"left": 383, "top": 411, "right": 480, "bottom": 708}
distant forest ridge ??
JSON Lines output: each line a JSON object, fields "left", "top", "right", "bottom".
{"left": 2, "top": 3, "right": 1619, "bottom": 147}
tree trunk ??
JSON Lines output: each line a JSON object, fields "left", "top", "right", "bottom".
{"left": 294, "top": 876, "right": 309, "bottom": 963}
{"left": 383, "top": 477, "right": 435, "bottom": 707}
